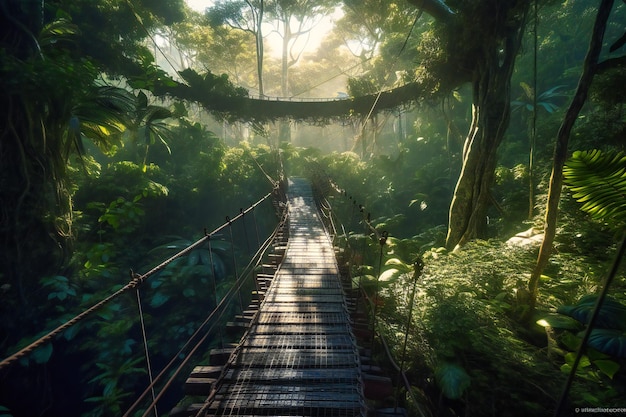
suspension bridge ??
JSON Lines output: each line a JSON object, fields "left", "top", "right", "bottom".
{"left": 0, "top": 176, "right": 418, "bottom": 417}
{"left": 170, "top": 178, "right": 366, "bottom": 416}
{"left": 155, "top": 71, "right": 422, "bottom": 122}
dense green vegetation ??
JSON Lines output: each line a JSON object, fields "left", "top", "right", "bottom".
{"left": 1, "top": 0, "right": 625, "bottom": 416}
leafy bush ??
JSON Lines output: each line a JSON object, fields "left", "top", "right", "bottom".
{"left": 377, "top": 241, "right": 568, "bottom": 416}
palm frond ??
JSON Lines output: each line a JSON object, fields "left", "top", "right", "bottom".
{"left": 38, "top": 18, "right": 79, "bottom": 50}
{"left": 563, "top": 149, "right": 626, "bottom": 230}
{"left": 71, "top": 86, "right": 135, "bottom": 152}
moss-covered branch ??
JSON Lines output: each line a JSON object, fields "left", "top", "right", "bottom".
{"left": 152, "top": 68, "right": 424, "bottom": 122}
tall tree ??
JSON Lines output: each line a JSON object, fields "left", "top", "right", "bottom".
{"left": 526, "top": 0, "right": 618, "bottom": 314}
{"left": 405, "top": 0, "right": 532, "bottom": 250}
{"left": 208, "top": 0, "right": 266, "bottom": 96}
{"left": 267, "top": 0, "right": 337, "bottom": 142}
{"left": 171, "top": 15, "right": 258, "bottom": 87}
{"left": 268, "top": 0, "right": 336, "bottom": 96}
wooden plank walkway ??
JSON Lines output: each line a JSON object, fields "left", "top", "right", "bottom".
{"left": 176, "top": 178, "right": 366, "bottom": 417}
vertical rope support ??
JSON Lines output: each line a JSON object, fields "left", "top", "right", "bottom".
{"left": 136, "top": 288, "right": 158, "bottom": 417}
{"left": 206, "top": 233, "right": 224, "bottom": 349}
{"left": 394, "top": 257, "right": 423, "bottom": 412}
{"left": 226, "top": 216, "right": 244, "bottom": 312}
{"left": 354, "top": 203, "right": 366, "bottom": 315}
{"left": 240, "top": 208, "right": 252, "bottom": 255}
{"left": 251, "top": 203, "right": 261, "bottom": 249}
{"left": 371, "top": 230, "right": 388, "bottom": 353}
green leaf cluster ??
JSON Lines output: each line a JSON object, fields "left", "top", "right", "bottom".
{"left": 564, "top": 149, "right": 626, "bottom": 231}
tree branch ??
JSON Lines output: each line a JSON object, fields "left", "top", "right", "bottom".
{"left": 405, "top": 0, "right": 454, "bottom": 21}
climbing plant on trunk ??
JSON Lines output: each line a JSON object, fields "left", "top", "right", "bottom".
{"left": 405, "top": 0, "right": 532, "bottom": 250}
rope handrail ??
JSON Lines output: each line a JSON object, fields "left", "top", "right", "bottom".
{"left": 0, "top": 190, "right": 276, "bottom": 372}
{"left": 316, "top": 176, "right": 429, "bottom": 417}
{"left": 189, "top": 210, "right": 290, "bottom": 417}
{"left": 123, "top": 205, "right": 289, "bottom": 417}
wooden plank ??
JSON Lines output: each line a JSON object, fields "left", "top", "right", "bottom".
{"left": 190, "top": 365, "right": 222, "bottom": 378}
{"left": 183, "top": 377, "right": 216, "bottom": 395}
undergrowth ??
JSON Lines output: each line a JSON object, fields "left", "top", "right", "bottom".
{"left": 374, "top": 238, "right": 625, "bottom": 417}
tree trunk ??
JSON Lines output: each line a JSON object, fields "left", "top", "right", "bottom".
{"left": 527, "top": 0, "right": 614, "bottom": 313}
{"left": 446, "top": 9, "right": 528, "bottom": 250}
{"left": 279, "top": 24, "right": 291, "bottom": 143}
{"left": 255, "top": 0, "right": 265, "bottom": 96}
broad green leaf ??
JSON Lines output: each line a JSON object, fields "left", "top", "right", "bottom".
{"left": 32, "top": 343, "right": 53, "bottom": 364}
{"left": 379, "top": 268, "right": 400, "bottom": 282}
{"left": 565, "top": 352, "right": 591, "bottom": 368}
{"left": 64, "top": 324, "right": 81, "bottom": 341}
{"left": 564, "top": 150, "right": 626, "bottom": 230}
{"left": 435, "top": 362, "right": 471, "bottom": 400}
{"left": 0, "top": 405, "right": 13, "bottom": 417}
{"left": 560, "top": 332, "right": 582, "bottom": 351}
{"left": 187, "top": 250, "right": 200, "bottom": 266}
{"left": 557, "top": 295, "right": 626, "bottom": 330}
{"left": 536, "top": 313, "right": 581, "bottom": 330}
{"left": 384, "top": 257, "right": 413, "bottom": 273}
{"left": 150, "top": 292, "right": 170, "bottom": 308}
{"left": 588, "top": 329, "right": 626, "bottom": 358}
{"left": 594, "top": 359, "right": 620, "bottom": 379}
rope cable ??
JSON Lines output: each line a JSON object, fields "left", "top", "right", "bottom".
{"left": 191, "top": 209, "right": 290, "bottom": 417}
{"left": 124, "top": 216, "right": 284, "bottom": 417}
{"left": 226, "top": 216, "right": 244, "bottom": 312}
{"left": 124, "top": 0, "right": 182, "bottom": 77}
{"left": 370, "top": 231, "right": 388, "bottom": 353}
{"left": 358, "top": 8, "right": 424, "bottom": 146}
{"left": 327, "top": 179, "right": 430, "bottom": 416}
{"left": 0, "top": 192, "right": 274, "bottom": 372}
{"left": 0, "top": 276, "right": 143, "bottom": 371}
{"left": 394, "top": 258, "right": 423, "bottom": 413}
{"left": 206, "top": 235, "right": 225, "bottom": 349}
{"left": 136, "top": 288, "right": 158, "bottom": 417}
{"left": 289, "top": 56, "right": 374, "bottom": 99}
{"left": 240, "top": 208, "right": 252, "bottom": 255}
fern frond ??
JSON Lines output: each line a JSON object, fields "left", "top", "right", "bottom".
{"left": 563, "top": 149, "right": 626, "bottom": 230}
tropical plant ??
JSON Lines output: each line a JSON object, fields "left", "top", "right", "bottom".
{"left": 0, "top": 15, "right": 139, "bottom": 358}
{"left": 563, "top": 149, "right": 626, "bottom": 232}
{"left": 126, "top": 91, "right": 175, "bottom": 171}
{"left": 511, "top": 83, "right": 568, "bottom": 115}
{"left": 557, "top": 295, "right": 626, "bottom": 358}
{"left": 147, "top": 237, "right": 231, "bottom": 307}
{"left": 378, "top": 241, "right": 561, "bottom": 416}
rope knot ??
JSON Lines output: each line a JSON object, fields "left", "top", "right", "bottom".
{"left": 129, "top": 269, "right": 145, "bottom": 287}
